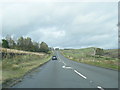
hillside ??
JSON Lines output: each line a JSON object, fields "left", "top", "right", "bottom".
{"left": 61, "top": 47, "right": 119, "bottom": 70}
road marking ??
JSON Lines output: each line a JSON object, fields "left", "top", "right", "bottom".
{"left": 65, "top": 67, "right": 72, "bottom": 69}
{"left": 56, "top": 52, "right": 66, "bottom": 65}
{"left": 58, "top": 57, "right": 62, "bottom": 61}
{"left": 74, "top": 70, "right": 87, "bottom": 79}
{"left": 97, "top": 86, "right": 104, "bottom": 90}
{"left": 62, "top": 61, "right": 66, "bottom": 65}
{"left": 62, "top": 66, "right": 65, "bottom": 68}
{"left": 56, "top": 51, "right": 105, "bottom": 89}
{"left": 58, "top": 57, "right": 66, "bottom": 66}
{"left": 62, "top": 66, "right": 72, "bottom": 69}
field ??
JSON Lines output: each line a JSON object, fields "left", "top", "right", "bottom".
{"left": 61, "top": 47, "right": 119, "bottom": 70}
{"left": 0, "top": 48, "right": 52, "bottom": 87}
{"left": 1, "top": 48, "right": 45, "bottom": 58}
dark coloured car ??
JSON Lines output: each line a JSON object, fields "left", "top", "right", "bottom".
{"left": 52, "top": 56, "right": 57, "bottom": 60}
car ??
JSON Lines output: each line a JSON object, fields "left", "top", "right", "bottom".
{"left": 52, "top": 56, "right": 57, "bottom": 60}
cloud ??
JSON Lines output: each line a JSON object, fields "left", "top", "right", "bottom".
{"left": 26, "top": 27, "right": 66, "bottom": 46}
{"left": 2, "top": 2, "right": 118, "bottom": 49}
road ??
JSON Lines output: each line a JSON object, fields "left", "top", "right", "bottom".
{"left": 12, "top": 51, "right": 118, "bottom": 89}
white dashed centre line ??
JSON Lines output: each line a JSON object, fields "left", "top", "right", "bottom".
{"left": 62, "top": 66, "right": 72, "bottom": 69}
{"left": 58, "top": 57, "right": 66, "bottom": 66}
{"left": 62, "top": 61, "right": 66, "bottom": 66}
{"left": 74, "top": 70, "right": 87, "bottom": 79}
{"left": 97, "top": 86, "right": 104, "bottom": 90}
{"left": 65, "top": 67, "right": 72, "bottom": 69}
{"left": 62, "top": 66, "right": 65, "bottom": 68}
{"left": 57, "top": 52, "right": 105, "bottom": 89}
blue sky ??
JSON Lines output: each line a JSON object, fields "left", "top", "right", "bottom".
{"left": 1, "top": 1, "right": 118, "bottom": 49}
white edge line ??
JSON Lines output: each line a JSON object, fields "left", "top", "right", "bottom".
{"left": 74, "top": 70, "right": 87, "bottom": 79}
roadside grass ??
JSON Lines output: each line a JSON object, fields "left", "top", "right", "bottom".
{"left": 60, "top": 47, "right": 119, "bottom": 70}
{"left": 1, "top": 53, "right": 52, "bottom": 86}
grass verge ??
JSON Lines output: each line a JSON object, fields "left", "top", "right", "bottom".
{"left": 60, "top": 48, "right": 119, "bottom": 70}
{"left": 1, "top": 54, "right": 52, "bottom": 87}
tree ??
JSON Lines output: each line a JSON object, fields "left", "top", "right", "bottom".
{"left": 2, "top": 35, "right": 50, "bottom": 53}
{"left": 55, "top": 48, "right": 59, "bottom": 50}
{"left": 40, "top": 42, "right": 49, "bottom": 53}
{"left": 17, "top": 37, "right": 24, "bottom": 50}
{"left": 2, "top": 39, "right": 9, "bottom": 48}
{"left": 17, "top": 37, "right": 35, "bottom": 51}
{"left": 5, "top": 35, "right": 16, "bottom": 49}
{"left": 49, "top": 47, "right": 54, "bottom": 51}
{"left": 33, "top": 42, "right": 40, "bottom": 52}
{"left": 95, "top": 48, "right": 104, "bottom": 56}
{"left": 24, "top": 37, "right": 33, "bottom": 51}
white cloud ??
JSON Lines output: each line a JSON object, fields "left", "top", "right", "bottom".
{"left": 42, "top": 29, "right": 65, "bottom": 39}
{"left": 26, "top": 27, "right": 66, "bottom": 45}
{"left": 2, "top": 2, "right": 118, "bottom": 49}
{"left": 73, "top": 13, "right": 97, "bottom": 24}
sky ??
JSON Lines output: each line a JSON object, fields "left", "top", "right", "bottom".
{"left": 1, "top": 1, "right": 118, "bottom": 49}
